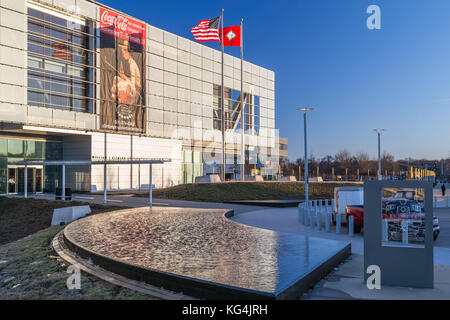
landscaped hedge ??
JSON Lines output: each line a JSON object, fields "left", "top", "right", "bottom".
{"left": 147, "top": 182, "right": 363, "bottom": 202}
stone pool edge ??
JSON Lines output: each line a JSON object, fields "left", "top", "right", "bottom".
{"left": 61, "top": 208, "right": 351, "bottom": 300}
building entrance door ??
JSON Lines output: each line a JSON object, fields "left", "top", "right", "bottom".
{"left": 8, "top": 166, "right": 44, "bottom": 194}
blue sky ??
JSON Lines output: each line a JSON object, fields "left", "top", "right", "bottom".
{"left": 100, "top": 0, "right": 450, "bottom": 161}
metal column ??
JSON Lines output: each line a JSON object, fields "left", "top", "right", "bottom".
{"left": 149, "top": 164, "right": 153, "bottom": 208}
{"left": 62, "top": 164, "right": 66, "bottom": 201}
{"left": 24, "top": 165, "right": 28, "bottom": 199}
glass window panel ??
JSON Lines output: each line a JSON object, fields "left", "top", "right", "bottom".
{"left": 232, "top": 90, "right": 240, "bottom": 101}
{"left": 45, "top": 77, "right": 68, "bottom": 94}
{"left": 255, "top": 116, "right": 260, "bottom": 127}
{"left": 25, "top": 140, "right": 35, "bottom": 159}
{"left": 254, "top": 96, "right": 260, "bottom": 106}
{"left": 29, "top": 100, "right": 44, "bottom": 107}
{"left": 255, "top": 105, "right": 260, "bottom": 117}
{"left": 73, "top": 55, "right": 83, "bottom": 64}
{"left": 67, "top": 21, "right": 82, "bottom": 31}
{"left": 8, "top": 158, "right": 24, "bottom": 166}
{"left": 46, "top": 14, "right": 66, "bottom": 27}
{"left": 28, "top": 9, "right": 44, "bottom": 19}
{"left": 71, "top": 46, "right": 84, "bottom": 56}
{"left": 0, "top": 139, "right": 6, "bottom": 157}
{"left": 28, "top": 91, "right": 44, "bottom": 104}
{"left": 27, "top": 9, "right": 93, "bottom": 113}
{"left": 8, "top": 140, "right": 24, "bottom": 158}
{"left": 25, "top": 141, "right": 44, "bottom": 160}
{"left": 71, "top": 35, "right": 83, "bottom": 45}
{"left": 45, "top": 142, "right": 62, "bottom": 161}
{"left": 28, "top": 43, "right": 44, "bottom": 55}
{"left": 0, "top": 157, "right": 6, "bottom": 195}
{"left": 28, "top": 22, "right": 44, "bottom": 34}
{"left": 28, "top": 56, "right": 43, "bottom": 69}
{"left": 45, "top": 59, "right": 66, "bottom": 74}
{"left": 72, "top": 98, "right": 88, "bottom": 112}
{"left": 28, "top": 76, "right": 44, "bottom": 90}
{"left": 213, "top": 85, "right": 220, "bottom": 97}
{"left": 28, "top": 35, "right": 45, "bottom": 44}
{"left": 46, "top": 26, "right": 66, "bottom": 40}
{"left": 72, "top": 83, "right": 87, "bottom": 97}
{"left": 47, "top": 94, "right": 67, "bottom": 107}
{"left": 48, "top": 42, "right": 72, "bottom": 61}
{"left": 68, "top": 65, "right": 84, "bottom": 78}
{"left": 35, "top": 141, "right": 45, "bottom": 159}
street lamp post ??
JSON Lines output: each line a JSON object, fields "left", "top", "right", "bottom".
{"left": 297, "top": 108, "right": 314, "bottom": 211}
{"left": 374, "top": 129, "right": 385, "bottom": 181}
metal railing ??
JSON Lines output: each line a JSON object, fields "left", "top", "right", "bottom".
{"left": 298, "top": 199, "right": 356, "bottom": 237}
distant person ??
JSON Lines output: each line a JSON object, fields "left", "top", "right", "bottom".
{"left": 442, "top": 184, "right": 447, "bottom": 197}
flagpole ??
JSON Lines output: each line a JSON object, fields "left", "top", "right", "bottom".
{"left": 240, "top": 18, "right": 245, "bottom": 181}
{"left": 221, "top": 8, "right": 226, "bottom": 182}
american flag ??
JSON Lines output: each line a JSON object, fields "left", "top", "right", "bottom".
{"left": 52, "top": 42, "right": 71, "bottom": 61}
{"left": 191, "top": 17, "right": 220, "bottom": 42}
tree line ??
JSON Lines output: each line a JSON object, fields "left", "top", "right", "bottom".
{"left": 281, "top": 150, "right": 409, "bottom": 179}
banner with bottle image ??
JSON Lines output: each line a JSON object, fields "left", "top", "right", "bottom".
{"left": 99, "top": 7, "right": 146, "bottom": 133}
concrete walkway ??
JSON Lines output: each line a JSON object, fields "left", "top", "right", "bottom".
{"left": 231, "top": 207, "right": 450, "bottom": 300}
{"left": 304, "top": 254, "right": 450, "bottom": 300}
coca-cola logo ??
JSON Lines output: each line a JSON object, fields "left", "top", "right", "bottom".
{"left": 101, "top": 9, "right": 129, "bottom": 32}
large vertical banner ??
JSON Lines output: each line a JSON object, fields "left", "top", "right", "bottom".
{"left": 100, "top": 7, "right": 146, "bottom": 133}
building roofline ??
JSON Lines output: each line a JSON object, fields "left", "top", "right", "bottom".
{"left": 81, "top": 0, "right": 274, "bottom": 74}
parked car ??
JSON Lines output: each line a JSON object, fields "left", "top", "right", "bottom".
{"left": 344, "top": 199, "right": 440, "bottom": 241}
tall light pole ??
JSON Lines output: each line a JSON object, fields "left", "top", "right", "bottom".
{"left": 297, "top": 108, "right": 314, "bottom": 207}
{"left": 374, "top": 129, "right": 385, "bottom": 181}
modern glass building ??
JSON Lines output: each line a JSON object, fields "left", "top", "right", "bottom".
{"left": 0, "top": 0, "right": 278, "bottom": 194}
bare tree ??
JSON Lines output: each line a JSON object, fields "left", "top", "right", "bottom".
{"left": 334, "top": 150, "right": 352, "bottom": 175}
{"left": 356, "top": 152, "right": 371, "bottom": 172}
{"left": 381, "top": 152, "right": 399, "bottom": 175}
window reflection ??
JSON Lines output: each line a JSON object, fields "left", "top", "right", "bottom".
{"left": 26, "top": 8, "right": 94, "bottom": 113}
{"left": 213, "top": 85, "right": 261, "bottom": 134}
{"left": 8, "top": 140, "right": 24, "bottom": 158}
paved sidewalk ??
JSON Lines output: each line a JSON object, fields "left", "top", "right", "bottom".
{"left": 231, "top": 207, "right": 450, "bottom": 300}
{"left": 304, "top": 254, "right": 450, "bottom": 300}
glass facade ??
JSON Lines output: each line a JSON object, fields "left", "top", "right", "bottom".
{"left": 0, "top": 138, "right": 63, "bottom": 194}
{"left": 182, "top": 151, "right": 204, "bottom": 184}
{"left": 213, "top": 85, "right": 260, "bottom": 134}
{"left": 27, "top": 8, "right": 96, "bottom": 113}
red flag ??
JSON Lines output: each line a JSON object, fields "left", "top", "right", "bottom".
{"left": 220, "top": 26, "right": 241, "bottom": 47}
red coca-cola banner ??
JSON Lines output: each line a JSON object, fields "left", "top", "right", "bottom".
{"left": 100, "top": 6, "right": 146, "bottom": 134}
{"left": 100, "top": 7, "right": 146, "bottom": 46}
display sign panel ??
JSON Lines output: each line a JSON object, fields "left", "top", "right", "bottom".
{"left": 381, "top": 188, "right": 428, "bottom": 248}
{"left": 100, "top": 7, "right": 146, "bottom": 133}
{"left": 364, "top": 181, "right": 434, "bottom": 288}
